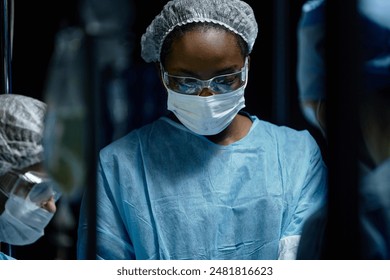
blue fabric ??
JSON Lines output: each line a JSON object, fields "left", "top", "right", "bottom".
{"left": 297, "top": 159, "right": 390, "bottom": 259}
{"left": 0, "top": 252, "right": 14, "bottom": 260}
{"left": 360, "top": 159, "right": 390, "bottom": 259}
{"left": 297, "top": 0, "right": 390, "bottom": 102}
{"left": 296, "top": 25, "right": 326, "bottom": 102}
{"left": 299, "top": 0, "right": 325, "bottom": 27}
{"left": 77, "top": 115, "right": 327, "bottom": 260}
{"left": 297, "top": 1, "right": 326, "bottom": 101}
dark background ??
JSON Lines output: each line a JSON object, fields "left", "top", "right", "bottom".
{"left": 12, "top": 0, "right": 311, "bottom": 129}
{"left": 8, "top": 0, "right": 326, "bottom": 259}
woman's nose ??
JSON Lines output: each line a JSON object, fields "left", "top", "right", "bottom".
{"left": 41, "top": 196, "right": 57, "bottom": 213}
{"left": 198, "top": 87, "right": 215, "bottom": 97}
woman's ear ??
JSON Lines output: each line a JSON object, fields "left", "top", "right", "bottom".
{"left": 247, "top": 55, "right": 251, "bottom": 71}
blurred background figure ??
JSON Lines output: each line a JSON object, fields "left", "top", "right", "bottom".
{"left": 358, "top": 18, "right": 390, "bottom": 256}
{"left": 296, "top": 0, "right": 327, "bottom": 137}
{"left": 359, "top": 84, "right": 390, "bottom": 258}
{"left": 295, "top": 0, "right": 390, "bottom": 259}
{"left": 0, "top": 94, "right": 61, "bottom": 260}
{"left": 359, "top": 0, "right": 390, "bottom": 29}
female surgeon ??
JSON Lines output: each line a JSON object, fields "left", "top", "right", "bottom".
{"left": 77, "top": 0, "right": 327, "bottom": 260}
{"left": 0, "top": 94, "right": 60, "bottom": 260}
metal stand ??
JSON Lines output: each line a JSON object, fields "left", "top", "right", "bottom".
{"left": 0, "top": 0, "right": 13, "bottom": 258}
{"left": 1, "top": 0, "right": 13, "bottom": 93}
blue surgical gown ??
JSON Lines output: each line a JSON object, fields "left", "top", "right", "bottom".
{"left": 0, "top": 252, "right": 14, "bottom": 260}
{"left": 77, "top": 114, "right": 327, "bottom": 259}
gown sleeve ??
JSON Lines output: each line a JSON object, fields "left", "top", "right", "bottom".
{"left": 278, "top": 132, "right": 328, "bottom": 259}
{"left": 0, "top": 251, "right": 15, "bottom": 260}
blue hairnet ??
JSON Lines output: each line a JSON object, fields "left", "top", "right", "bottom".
{"left": 297, "top": 0, "right": 390, "bottom": 102}
{"left": 360, "top": 0, "right": 390, "bottom": 29}
{"left": 141, "top": 0, "right": 258, "bottom": 63}
{"left": 0, "top": 94, "right": 46, "bottom": 176}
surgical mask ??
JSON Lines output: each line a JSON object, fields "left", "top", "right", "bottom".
{"left": 0, "top": 195, "right": 54, "bottom": 245}
{"left": 0, "top": 170, "right": 60, "bottom": 245}
{"left": 166, "top": 84, "right": 246, "bottom": 135}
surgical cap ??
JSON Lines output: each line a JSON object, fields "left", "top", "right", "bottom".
{"left": 297, "top": 0, "right": 390, "bottom": 102}
{"left": 360, "top": 0, "right": 390, "bottom": 29}
{"left": 141, "top": 0, "right": 258, "bottom": 63}
{"left": 0, "top": 94, "right": 46, "bottom": 176}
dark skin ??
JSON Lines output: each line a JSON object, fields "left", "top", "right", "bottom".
{"left": 20, "top": 162, "right": 57, "bottom": 213}
{"left": 160, "top": 28, "right": 253, "bottom": 146}
{"left": 0, "top": 162, "right": 56, "bottom": 214}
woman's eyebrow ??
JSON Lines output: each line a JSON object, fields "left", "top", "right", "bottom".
{"left": 171, "top": 66, "right": 240, "bottom": 77}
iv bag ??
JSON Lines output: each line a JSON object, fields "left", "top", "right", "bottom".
{"left": 42, "top": 27, "right": 88, "bottom": 198}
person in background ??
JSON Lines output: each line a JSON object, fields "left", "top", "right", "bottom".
{"left": 0, "top": 94, "right": 60, "bottom": 260}
{"left": 296, "top": 0, "right": 327, "bottom": 137}
{"left": 359, "top": 84, "right": 390, "bottom": 259}
{"left": 295, "top": 0, "right": 390, "bottom": 259}
{"left": 77, "top": 0, "right": 327, "bottom": 260}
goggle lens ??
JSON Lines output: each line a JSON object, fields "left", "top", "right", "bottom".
{"left": 162, "top": 58, "right": 248, "bottom": 95}
{"left": 0, "top": 171, "right": 61, "bottom": 205}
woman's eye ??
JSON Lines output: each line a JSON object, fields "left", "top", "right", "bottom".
{"left": 215, "top": 76, "right": 237, "bottom": 85}
{"left": 181, "top": 78, "right": 197, "bottom": 86}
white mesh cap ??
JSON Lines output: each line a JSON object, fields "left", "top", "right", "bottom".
{"left": 141, "top": 0, "right": 258, "bottom": 63}
{"left": 0, "top": 94, "right": 47, "bottom": 176}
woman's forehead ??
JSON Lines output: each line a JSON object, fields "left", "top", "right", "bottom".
{"left": 165, "top": 28, "right": 244, "bottom": 71}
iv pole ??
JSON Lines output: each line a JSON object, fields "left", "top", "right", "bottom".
{"left": 0, "top": 0, "right": 13, "bottom": 256}
{"left": 1, "top": 0, "right": 13, "bottom": 94}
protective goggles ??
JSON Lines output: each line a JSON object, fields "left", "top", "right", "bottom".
{"left": 161, "top": 57, "right": 248, "bottom": 95}
{"left": 0, "top": 171, "right": 61, "bottom": 206}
